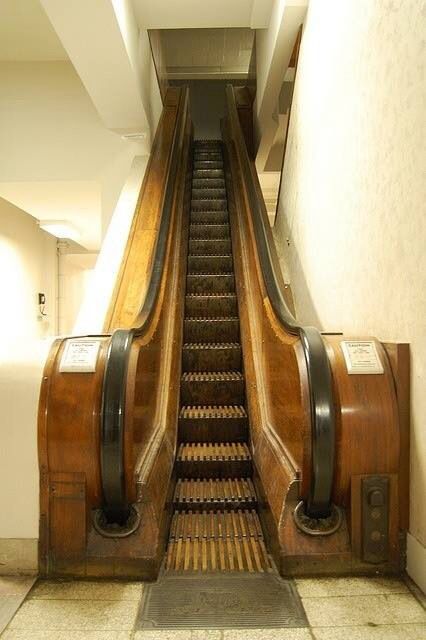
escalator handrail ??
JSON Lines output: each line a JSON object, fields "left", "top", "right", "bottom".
{"left": 225, "top": 85, "right": 335, "bottom": 518}
{"left": 100, "top": 87, "right": 189, "bottom": 523}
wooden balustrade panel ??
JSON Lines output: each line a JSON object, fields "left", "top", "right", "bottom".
{"left": 124, "top": 101, "right": 192, "bottom": 505}
{"left": 105, "top": 87, "right": 184, "bottom": 331}
{"left": 38, "top": 87, "right": 192, "bottom": 577}
{"left": 223, "top": 85, "right": 407, "bottom": 575}
{"left": 324, "top": 336, "right": 400, "bottom": 505}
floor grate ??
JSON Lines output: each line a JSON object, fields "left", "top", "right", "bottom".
{"left": 136, "top": 573, "right": 308, "bottom": 629}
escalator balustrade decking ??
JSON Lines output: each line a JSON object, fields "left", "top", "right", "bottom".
{"left": 166, "top": 140, "right": 271, "bottom": 573}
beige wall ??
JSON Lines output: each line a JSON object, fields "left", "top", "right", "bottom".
{"left": 0, "top": 198, "right": 57, "bottom": 551}
{"left": 0, "top": 61, "right": 141, "bottom": 249}
{"left": 274, "top": 0, "right": 425, "bottom": 590}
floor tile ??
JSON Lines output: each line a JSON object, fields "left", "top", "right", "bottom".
{"left": 1, "top": 631, "right": 132, "bottom": 640}
{"left": 312, "top": 623, "right": 426, "bottom": 639}
{"left": 30, "top": 580, "right": 143, "bottom": 601}
{"left": 295, "top": 577, "right": 409, "bottom": 598}
{"left": 0, "top": 578, "right": 36, "bottom": 634}
{"left": 8, "top": 599, "right": 139, "bottom": 631}
{"left": 302, "top": 593, "right": 426, "bottom": 627}
{"left": 0, "top": 578, "right": 36, "bottom": 599}
{"left": 133, "top": 632, "right": 222, "bottom": 640}
{"left": 223, "top": 629, "right": 313, "bottom": 639}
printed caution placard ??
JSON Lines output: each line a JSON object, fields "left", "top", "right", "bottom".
{"left": 341, "top": 340, "right": 384, "bottom": 375}
{"left": 59, "top": 338, "right": 101, "bottom": 373}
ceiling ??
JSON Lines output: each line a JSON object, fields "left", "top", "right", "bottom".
{"left": 0, "top": 0, "right": 68, "bottom": 61}
{"left": 159, "top": 28, "right": 256, "bottom": 80}
{"left": 132, "top": 0, "right": 274, "bottom": 29}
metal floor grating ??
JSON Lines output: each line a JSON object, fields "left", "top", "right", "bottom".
{"left": 136, "top": 573, "right": 308, "bottom": 629}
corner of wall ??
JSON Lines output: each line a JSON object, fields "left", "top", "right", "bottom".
{"left": 407, "top": 533, "right": 426, "bottom": 594}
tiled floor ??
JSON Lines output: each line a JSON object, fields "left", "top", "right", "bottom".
{"left": 0, "top": 576, "right": 424, "bottom": 640}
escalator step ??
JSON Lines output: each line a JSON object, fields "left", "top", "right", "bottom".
{"left": 192, "top": 178, "right": 225, "bottom": 189}
{"left": 173, "top": 478, "right": 257, "bottom": 510}
{"left": 191, "top": 188, "right": 227, "bottom": 200}
{"left": 194, "top": 139, "right": 222, "bottom": 145}
{"left": 166, "top": 509, "right": 270, "bottom": 572}
{"left": 191, "top": 198, "right": 227, "bottom": 211}
{"left": 182, "top": 342, "right": 241, "bottom": 371}
{"left": 190, "top": 209, "right": 229, "bottom": 224}
{"left": 188, "top": 255, "right": 233, "bottom": 274}
{"left": 179, "top": 405, "right": 247, "bottom": 420}
{"left": 185, "top": 294, "right": 238, "bottom": 318}
{"left": 186, "top": 273, "right": 235, "bottom": 294}
{"left": 189, "top": 238, "right": 231, "bottom": 255}
{"left": 184, "top": 317, "right": 239, "bottom": 342}
{"left": 179, "top": 404, "right": 248, "bottom": 442}
{"left": 181, "top": 371, "right": 244, "bottom": 405}
{"left": 189, "top": 223, "right": 230, "bottom": 240}
{"left": 193, "top": 152, "right": 223, "bottom": 161}
{"left": 193, "top": 160, "right": 223, "bottom": 170}
{"left": 176, "top": 442, "right": 252, "bottom": 478}
{"left": 192, "top": 169, "right": 224, "bottom": 180}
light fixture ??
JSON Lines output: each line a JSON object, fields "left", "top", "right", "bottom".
{"left": 121, "top": 132, "right": 147, "bottom": 141}
{"left": 38, "top": 220, "right": 80, "bottom": 242}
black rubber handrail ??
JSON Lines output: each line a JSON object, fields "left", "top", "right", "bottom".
{"left": 225, "top": 85, "right": 335, "bottom": 518}
{"left": 100, "top": 87, "right": 189, "bottom": 523}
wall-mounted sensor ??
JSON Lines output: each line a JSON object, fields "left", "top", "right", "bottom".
{"left": 38, "top": 292, "right": 47, "bottom": 317}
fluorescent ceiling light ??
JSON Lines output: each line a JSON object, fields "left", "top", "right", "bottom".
{"left": 39, "top": 220, "right": 80, "bottom": 242}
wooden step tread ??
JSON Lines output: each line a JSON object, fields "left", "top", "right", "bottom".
{"left": 184, "top": 317, "right": 239, "bottom": 323}
{"left": 174, "top": 478, "right": 256, "bottom": 506}
{"left": 188, "top": 254, "right": 232, "bottom": 259}
{"left": 192, "top": 169, "right": 224, "bottom": 179}
{"left": 190, "top": 223, "right": 229, "bottom": 228}
{"left": 189, "top": 224, "right": 230, "bottom": 239}
{"left": 177, "top": 442, "right": 250, "bottom": 462}
{"left": 192, "top": 179, "right": 225, "bottom": 188}
{"left": 181, "top": 371, "right": 243, "bottom": 383}
{"left": 191, "top": 199, "right": 227, "bottom": 211}
{"left": 187, "top": 272, "right": 234, "bottom": 277}
{"left": 186, "top": 293, "right": 236, "bottom": 299}
{"left": 185, "top": 294, "right": 237, "bottom": 316}
{"left": 191, "top": 189, "right": 227, "bottom": 198}
{"left": 189, "top": 238, "right": 231, "bottom": 249}
{"left": 179, "top": 405, "right": 247, "bottom": 419}
{"left": 187, "top": 255, "right": 233, "bottom": 273}
{"left": 183, "top": 342, "right": 240, "bottom": 350}
{"left": 166, "top": 510, "right": 271, "bottom": 572}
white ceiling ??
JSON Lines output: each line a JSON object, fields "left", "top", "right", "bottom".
{"left": 0, "top": 0, "right": 68, "bottom": 61}
{"left": 160, "top": 28, "right": 255, "bottom": 79}
{"left": 132, "top": 0, "right": 274, "bottom": 29}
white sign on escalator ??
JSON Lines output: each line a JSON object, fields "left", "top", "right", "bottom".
{"left": 341, "top": 340, "right": 384, "bottom": 375}
{"left": 59, "top": 338, "right": 101, "bottom": 373}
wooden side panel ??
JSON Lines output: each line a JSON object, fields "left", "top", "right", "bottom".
{"left": 223, "top": 86, "right": 408, "bottom": 575}
{"left": 49, "top": 472, "right": 86, "bottom": 575}
{"left": 234, "top": 86, "right": 255, "bottom": 160}
{"left": 39, "top": 87, "right": 192, "bottom": 578}
{"left": 382, "top": 343, "right": 410, "bottom": 531}
{"left": 324, "top": 336, "right": 400, "bottom": 506}
{"left": 105, "top": 88, "right": 183, "bottom": 330}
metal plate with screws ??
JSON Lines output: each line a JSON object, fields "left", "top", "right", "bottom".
{"left": 137, "top": 573, "right": 308, "bottom": 629}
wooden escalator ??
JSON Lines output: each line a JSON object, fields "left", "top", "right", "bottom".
{"left": 165, "top": 140, "right": 271, "bottom": 573}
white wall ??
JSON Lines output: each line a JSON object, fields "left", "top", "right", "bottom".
{"left": 0, "top": 198, "right": 57, "bottom": 571}
{"left": 0, "top": 61, "right": 141, "bottom": 250}
{"left": 274, "top": 0, "right": 426, "bottom": 591}
{"left": 254, "top": 0, "right": 307, "bottom": 171}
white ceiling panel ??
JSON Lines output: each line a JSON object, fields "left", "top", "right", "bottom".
{"left": 0, "top": 0, "right": 68, "bottom": 61}
{"left": 133, "top": 0, "right": 267, "bottom": 29}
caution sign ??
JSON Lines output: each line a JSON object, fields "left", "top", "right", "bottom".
{"left": 341, "top": 340, "right": 384, "bottom": 375}
{"left": 59, "top": 338, "right": 101, "bottom": 373}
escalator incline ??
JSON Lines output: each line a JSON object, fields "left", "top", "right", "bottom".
{"left": 165, "top": 140, "right": 272, "bottom": 573}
